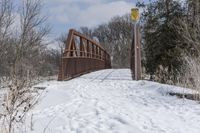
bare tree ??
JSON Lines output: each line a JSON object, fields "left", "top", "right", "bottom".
{"left": 57, "top": 33, "right": 67, "bottom": 54}
{"left": 0, "top": 0, "right": 14, "bottom": 80}
{"left": 93, "top": 14, "right": 132, "bottom": 68}
{"left": 0, "top": 0, "right": 50, "bottom": 132}
{"left": 80, "top": 27, "right": 93, "bottom": 38}
{"left": 0, "top": 0, "right": 13, "bottom": 51}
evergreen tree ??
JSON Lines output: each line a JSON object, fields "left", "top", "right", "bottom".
{"left": 139, "top": 0, "right": 187, "bottom": 82}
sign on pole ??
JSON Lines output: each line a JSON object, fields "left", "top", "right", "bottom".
{"left": 131, "top": 8, "right": 140, "bottom": 22}
{"left": 130, "top": 7, "right": 141, "bottom": 80}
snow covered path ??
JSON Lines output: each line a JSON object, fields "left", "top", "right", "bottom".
{"left": 27, "top": 69, "right": 200, "bottom": 133}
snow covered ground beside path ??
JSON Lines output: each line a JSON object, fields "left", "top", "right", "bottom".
{"left": 25, "top": 69, "right": 200, "bottom": 133}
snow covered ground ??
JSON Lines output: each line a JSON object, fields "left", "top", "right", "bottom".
{"left": 25, "top": 69, "right": 200, "bottom": 133}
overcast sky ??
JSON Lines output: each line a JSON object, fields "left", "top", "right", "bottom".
{"left": 41, "top": 0, "right": 149, "bottom": 39}
{"left": 12, "top": 0, "right": 148, "bottom": 47}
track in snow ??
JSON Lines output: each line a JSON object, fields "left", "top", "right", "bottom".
{"left": 25, "top": 69, "right": 200, "bottom": 133}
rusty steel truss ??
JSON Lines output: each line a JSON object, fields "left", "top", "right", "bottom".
{"left": 58, "top": 29, "right": 111, "bottom": 81}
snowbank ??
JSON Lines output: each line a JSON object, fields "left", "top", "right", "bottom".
{"left": 22, "top": 69, "right": 200, "bottom": 133}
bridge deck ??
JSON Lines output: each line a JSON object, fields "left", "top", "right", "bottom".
{"left": 79, "top": 69, "right": 132, "bottom": 81}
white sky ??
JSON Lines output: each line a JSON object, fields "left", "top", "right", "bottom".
{"left": 14, "top": 0, "right": 143, "bottom": 48}
{"left": 43, "top": 0, "right": 136, "bottom": 36}
{"left": 40, "top": 0, "right": 139, "bottom": 48}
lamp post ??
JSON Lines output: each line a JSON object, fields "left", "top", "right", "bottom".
{"left": 131, "top": 8, "right": 141, "bottom": 80}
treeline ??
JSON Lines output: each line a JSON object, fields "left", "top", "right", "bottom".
{"left": 138, "top": 0, "right": 200, "bottom": 88}
{"left": 0, "top": 0, "right": 60, "bottom": 132}
{"left": 78, "top": 14, "right": 132, "bottom": 68}
{"left": 77, "top": 0, "right": 200, "bottom": 90}
{"left": 0, "top": 0, "right": 59, "bottom": 81}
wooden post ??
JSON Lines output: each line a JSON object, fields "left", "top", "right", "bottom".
{"left": 132, "top": 23, "right": 141, "bottom": 80}
{"left": 131, "top": 8, "right": 141, "bottom": 80}
{"left": 136, "top": 24, "right": 141, "bottom": 80}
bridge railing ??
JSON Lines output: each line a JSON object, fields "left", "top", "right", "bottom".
{"left": 58, "top": 29, "right": 111, "bottom": 81}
